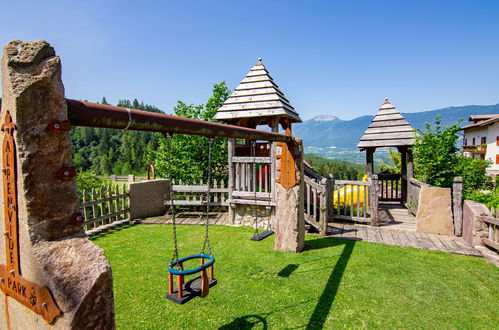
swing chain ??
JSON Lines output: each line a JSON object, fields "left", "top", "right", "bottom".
{"left": 201, "top": 137, "right": 214, "bottom": 256}
{"left": 163, "top": 133, "right": 181, "bottom": 270}
{"left": 251, "top": 140, "right": 260, "bottom": 237}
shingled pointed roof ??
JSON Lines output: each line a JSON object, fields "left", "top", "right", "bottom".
{"left": 357, "top": 98, "right": 417, "bottom": 149}
{"left": 215, "top": 58, "right": 301, "bottom": 123}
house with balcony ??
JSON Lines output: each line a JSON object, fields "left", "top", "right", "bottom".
{"left": 461, "top": 114, "right": 499, "bottom": 175}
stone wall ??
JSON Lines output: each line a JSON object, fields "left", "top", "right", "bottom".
{"left": 416, "top": 185, "right": 454, "bottom": 236}
{"left": 462, "top": 200, "right": 489, "bottom": 247}
{"left": 0, "top": 40, "right": 114, "bottom": 329}
{"left": 129, "top": 179, "right": 170, "bottom": 219}
{"left": 233, "top": 204, "right": 274, "bottom": 229}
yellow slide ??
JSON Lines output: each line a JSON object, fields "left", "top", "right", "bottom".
{"left": 333, "top": 175, "right": 368, "bottom": 208}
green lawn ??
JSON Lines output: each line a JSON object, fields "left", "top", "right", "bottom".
{"left": 91, "top": 224, "right": 499, "bottom": 329}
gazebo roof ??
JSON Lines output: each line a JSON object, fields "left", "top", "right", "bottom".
{"left": 357, "top": 98, "right": 416, "bottom": 149}
{"left": 215, "top": 58, "right": 301, "bottom": 123}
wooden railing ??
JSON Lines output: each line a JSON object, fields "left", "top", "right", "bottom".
{"left": 377, "top": 173, "right": 402, "bottom": 202}
{"left": 481, "top": 216, "right": 499, "bottom": 251}
{"left": 406, "top": 178, "right": 430, "bottom": 215}
{"left": 80, "top": 184, "right": 130, "bottom": 232}
{"left": 304, "top": 175, "right": 326, "bottom": 233}
{"left": 168, "top": 179, "right": 229, "bottom": 209}
{"left": 332, "top": 179, "right": 375, "bottom": 223}
{"left": 229, "top": 156, "right": 274, "bottom": 205}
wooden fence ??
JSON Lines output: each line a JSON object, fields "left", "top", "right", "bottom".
{"left": 304, "top": 175, "right": 326, "bottom": 233}
{"left": 167, "top": 179, "right": 229, "bottom": 209}
{"left": 481, "top": 215, "right": 499, "bottom": 252}
{"left": 80, "top": 184, "right": 130, "bottom": 232}
{"left": 406, "top": 178, "right": 430, "bottom": 215}
{"left": 377, "top": 173, "right": 402, "bottom": 202}
{"left": 332, "top": 179, "right": 375, "bottom": 223}
{"left": 303, "top": 174, "right": 378, "bottom": 233}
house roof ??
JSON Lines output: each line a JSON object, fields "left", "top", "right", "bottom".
{"left": 462, "top": 114, "right": 499, "bottom": 130}
{"left": 357, "top": 98, "right": 417, "bottom": 149}
{"left": 215, "top": 58, "right": 301, "bottom": 123}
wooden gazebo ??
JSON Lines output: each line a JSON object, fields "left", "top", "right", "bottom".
{"left": 358, "top": 98, "right": 416, "bottom": 204}
{"left": 215, "top": 58, "right": 301, "bottom": 224}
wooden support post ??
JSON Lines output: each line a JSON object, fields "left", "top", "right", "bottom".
{"left": 320, "top": 177, "right": 333, "bottom": 235}
{"left": 453, "top": 177, "right": 463, "bottom": 236}
{"left": 168, "top": 272, "right": 174, "bottom": 294}
{"left": 366, "top": 148, "right": 375, "bottom": 178}
{"left": 228, "top": 138, "right": 235, "bottom": 224}
{"left": 407, "top": 148, "right": 414, "bottom": 179}
{"left": 399, "top": 147, "right": 407, "bottom": 206}
{"left": 177, "top": 275, "right": 184, "bottom": 299}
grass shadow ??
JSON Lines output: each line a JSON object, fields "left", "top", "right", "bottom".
{"left": 218, "top": 314, "right": 268, "bottom": 330}
{"left": 303, "top": 236, "right": 352, "bottom": 252}
{"left": 305, "top": 239, "right": 355, "bottom": 329}
{"left": 277, "top": 264, "right": 299, "bottom": 277}
{"left": 88, "top": 221, "right": 137, "bottom": 240}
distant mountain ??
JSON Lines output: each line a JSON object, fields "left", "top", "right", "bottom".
{"left": 294, "top": 103, "right": 499, "bottom": 163}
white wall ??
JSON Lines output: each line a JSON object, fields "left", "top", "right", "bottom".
{"left": 463, "top": 123, "right": 499, "bottom": 175}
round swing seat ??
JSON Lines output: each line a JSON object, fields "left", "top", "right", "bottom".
{"left": 167, "top": 254, "right": 215, "bottom": 275}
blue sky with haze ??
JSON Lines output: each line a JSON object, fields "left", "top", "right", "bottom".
{"left": 1, "top": 0, "right": 498, "bottom": 120}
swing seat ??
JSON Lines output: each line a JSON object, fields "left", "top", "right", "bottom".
{"left": 251, "top": 230, "right": 274, "bottom": 241}
{"left": 166, "top": 254, "right": 217, "bottom": 304}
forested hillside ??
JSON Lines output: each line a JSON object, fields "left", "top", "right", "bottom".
{"left": 71, "top": 98, "right": 162, "bottom": 175}
{"left": 304, "top": 153, "right": 365, "bottom": 180}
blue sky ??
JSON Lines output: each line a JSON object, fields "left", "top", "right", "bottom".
{"left": 1, "top": 0, "right": 498, "bottom": 120}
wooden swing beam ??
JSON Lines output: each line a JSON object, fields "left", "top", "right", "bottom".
{"left": 66, "top": 100, "right": 293, "bottom": 143}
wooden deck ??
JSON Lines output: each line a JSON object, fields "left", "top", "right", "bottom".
{"left": 135, "top": 212, "right": 482, "bottom": 258}
{"left": 328, "top": 223, "right": 482, "bottom": 257}
{"left": 139, "top": 212, "right": 231, "bottom": 225}
{"left": 377, "top": 202, "right": 416, "bottom": 231}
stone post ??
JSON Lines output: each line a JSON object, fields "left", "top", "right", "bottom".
{"left": 274, "top": 139, "right": 305, "bottom": 252}
{"left": 369, "top": 176, "right": 379, "bottom": 226}
{"left": 320, "top": 177, "right": 333, "bottom": 235}
{"left": 227, "top": 138, "right": 235, "bottom": 224}
{"left": 0, "top": 41, "right": 114, "bottom": 329}
{"left": 453, "top": 177, "right": 464, "bottom": 236}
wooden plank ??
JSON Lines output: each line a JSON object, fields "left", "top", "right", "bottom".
{"left": 234, "top": 81, "right": 277, "bottom": 90}
{"left": 356, "top": 225, "right": 367, "bottom": 241}
{"left": 392, "top": 230, "right": 410, "bottom": 247}
{"left": 426, "top": 233, "right": 449, "bottom": 251}
{"left": 358, "top": 139, "right": 415, "bottom": 148}
{"left": 341, "top": 224, "right": 358, "bottom": 240}
{"left": 371, "top": 113, "right": 405, "bottom": 121}
{"left": 481, "top": 216, "right": 499, "bottom": 226}
{"left": 414, "top": 232, "right": 436, "bottom": 250}
{"left": 401, "top": 231, "right": 422, "bottom": 248}
{"left": 367, "top": 227, "right": 382, "bottom": 243}
{"left": 388, "top": 229, "right": 403, "bottom": 246}
{"left": 483, "top": 238, "right": 499, "bottom": 251}
{"left": 334, "top": 180, "right": 370, "bottom": 186}
{"left": 304, "top": 176, "right": 324, "bottom": 192}
{"left": 379, "top": 229, "right": 395, "bottom": 245}
{"left": 232, "top": 156, "right": 271, "bottom": 163}
{"left": 364, "top": 126, "right": 414, "bottom": 134}
{"left": 240, "top": 75, "right": 272, "bottom": 84}
{"left": 224, "top": 94, "right": 280, "bottom": 104}
{"left": 230, "top": 87, "right": 284, "bottom": 98}
{"left": 368, "top": 119, "right": 411, "bottom": 128}
{"left": 333, "top": 215, "right": 372, "bottom": 223}
{"left": 452, "top": 238, "right": 483, "bottom": 256}
{"left": 360, "top": 132, "right": 416, "bottom": 140}
{"left": 436, "top": 235, "right": 465, "bottom": 254}
{"left": 226, "top": 199, "right": 276, "bottom": 206}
